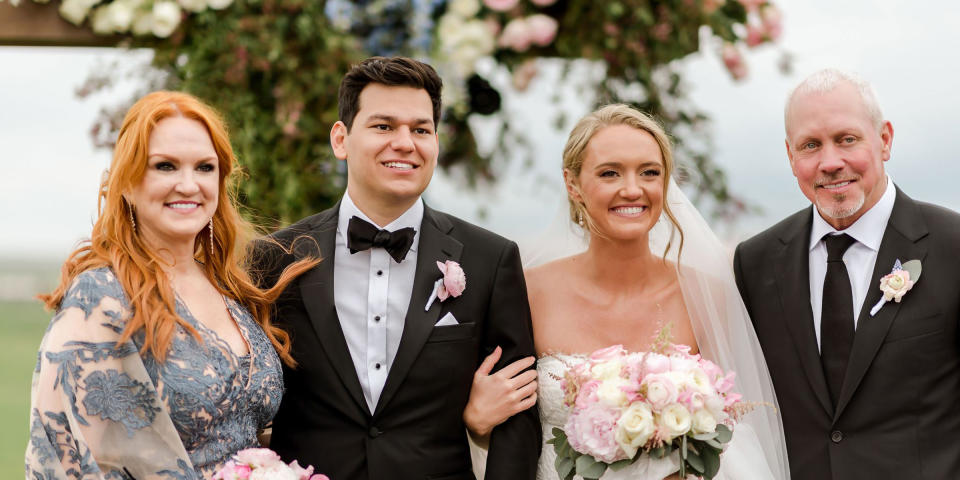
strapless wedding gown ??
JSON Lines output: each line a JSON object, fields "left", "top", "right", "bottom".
{"left": 534, "top": 354, "right": 777, "bottom": 480}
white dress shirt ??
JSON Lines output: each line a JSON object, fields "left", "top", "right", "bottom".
{"left": 334, "top": 191, "right": 423, "bottom": 411}
{"left": 809, "top": 176, "right": 895, "bottom": 350}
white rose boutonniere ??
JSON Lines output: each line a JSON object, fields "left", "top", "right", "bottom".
{"left": 869, "top": 259, "right": 921, "bottom": 316}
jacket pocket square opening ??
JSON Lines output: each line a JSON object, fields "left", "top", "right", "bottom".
{"left": 434, "top": 312, "right": 459, "bottom": 327}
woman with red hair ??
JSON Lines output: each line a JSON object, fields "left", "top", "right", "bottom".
{"left": 25, "top": 91, "right": 316, "bottom": 478}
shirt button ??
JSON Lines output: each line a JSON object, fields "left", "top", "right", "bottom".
{"left": 375, "top": 363, "right": 381, "bottom": 370}
{"left": 374, "top": 315, "right": 381, "bottom": 322}
{"left": 830, "top": 430, "right": 844, "bottom": 443}
{"left": 376, "top": 270, "right": 383, "bottom": 276}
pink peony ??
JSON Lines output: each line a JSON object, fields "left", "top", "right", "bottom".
{"left": 702, "top": 0, "right": 725, "bottom": 14}
{"left": 715, "top": 371, "right": 736, "bottom": 394}
{"left": 234, "top": 448, "right": 282, "bottom": 468}
{"left": 530, "top": 0, "right": 557, "bottom": 5}
{"left": 724, "top": 391, "right": 743, "bottom": 407}
{"left": 576, "top": 380, "right": 601, "bottom": 409}
{"left": 642, "top": 353, "right": 671, "bottom": 375}
{"left": 436, "top": 260, "right": 466, "bottom": 301}
{"left": 309, "top": 476, "right": 330, "bottom": 480}
{"left": 525, "top": 14, "right": 558, "bottom": 46}
{"left": 498, "top": 17, "right": 533, "bottom": 52}
{"left": 564, "top": 405, "right": 626, "bottom": 463}
{"left": 483, "top": 0, "right": 519, "bottom": 11}
{"left": 590, "top": 344, "right": 625, "bottom": 362}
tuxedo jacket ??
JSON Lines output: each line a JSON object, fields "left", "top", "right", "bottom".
{"left": 252, "top": 203, "right": 540, "bottom": 480}
{"left": 734, "top": 187, "right": 960, "bottom": 480}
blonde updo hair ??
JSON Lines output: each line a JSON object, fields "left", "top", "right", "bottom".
{"left": 562, "top": 104, "right": 684, "bottom": 256}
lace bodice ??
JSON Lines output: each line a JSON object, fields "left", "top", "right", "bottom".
{"left": 25, "top": 267, "right": 283, "bottom": 479}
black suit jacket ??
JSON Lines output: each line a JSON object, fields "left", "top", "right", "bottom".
{"left": 734, "top": 187, "right": 960, "bottom": 480}
{"left": 252, "top": 203, "right": 541, "bottom": 480}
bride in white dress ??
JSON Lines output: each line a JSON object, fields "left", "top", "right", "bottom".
{"left": 462, "top": 105, "right": 791, "bottom": 479}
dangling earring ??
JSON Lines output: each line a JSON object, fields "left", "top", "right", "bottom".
{"left": 126, "top": 200, "right": 136, "bottom": 232}
{"left": 208, "top": 218, "right": 215, "bottom": 254}
{"left": 576, "top": 209, "right": 585, "bottom": 227}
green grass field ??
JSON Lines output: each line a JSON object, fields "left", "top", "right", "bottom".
{"left": 1, "top": 300, "right": 51, "bottom": 479}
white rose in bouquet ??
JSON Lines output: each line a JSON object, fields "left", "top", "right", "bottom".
{"left": 615, "top": 403, "right": 656, "bottom": 458}
{"left": 591, "top": 359, "right": 623, "bottom": 381}
{"left": 658, "top": 403, "right": 692, "bottom": 441}
{"left": 691, "top": 409, "right": 719, "bottom": 435}
{"left": 596, "top": 378, "right": 629, "bottom": 408}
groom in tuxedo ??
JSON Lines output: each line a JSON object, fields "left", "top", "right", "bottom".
{"left": 253, "top": 57, "right": 540, "bottom": 479}
{"left": 734, "top": 69, "right": 960, "bottom": 479}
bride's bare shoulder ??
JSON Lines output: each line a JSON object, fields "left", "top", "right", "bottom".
{"left": 524, "top": 255, "right": 581, "bottom": 289}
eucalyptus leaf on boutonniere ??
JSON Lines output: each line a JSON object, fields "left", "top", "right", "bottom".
{"left": 869, "top": 259, "right": 921, "bottom": 316}
{"left": 424, "top": 260, "right": 467, "bottom": 311}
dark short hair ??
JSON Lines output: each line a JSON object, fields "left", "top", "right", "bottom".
{"left": 337, "top": 56, "right": 443, "bottom": 131}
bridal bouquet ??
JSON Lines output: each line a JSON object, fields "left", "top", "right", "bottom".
{"left": 212, "top": 448, "right": 329, "bottom": 480}
{"left": 547, "top": 343, "right": 749, "bottom": 480}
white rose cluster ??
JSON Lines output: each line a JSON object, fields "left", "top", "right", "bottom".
{"left": 42, "top": 0, "right": 234, "bottom": 38}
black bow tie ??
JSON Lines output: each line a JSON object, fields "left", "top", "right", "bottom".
{"left": 347, "top": 216, "right": 416, "bottom": 263}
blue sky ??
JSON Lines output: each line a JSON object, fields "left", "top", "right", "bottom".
{"left": 2, "top": 0, "right": 959, "bottom": 260}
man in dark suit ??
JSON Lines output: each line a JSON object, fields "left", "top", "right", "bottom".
{"left": 253, "top": 57, "right": 540, "bottom": 479}
{"left": 734, "top": 69, "right": 960, "bottom": 479}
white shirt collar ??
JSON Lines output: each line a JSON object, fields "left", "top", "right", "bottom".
{"left": 338, "top": 190, "right": 424, "bottom": 253}
{"left": 809, "top": 175, "right": 895, "bottom": 252}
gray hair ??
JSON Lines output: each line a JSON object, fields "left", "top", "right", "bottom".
{"left": 784, "top": 69, "right": 884, "bottom": 134}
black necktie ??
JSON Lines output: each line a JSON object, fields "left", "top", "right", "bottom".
{"left": 347, "top": 216, "right": 416, "bottom": 263}
{"left": 820, "top": 233, "right": 857, "bottom": 406}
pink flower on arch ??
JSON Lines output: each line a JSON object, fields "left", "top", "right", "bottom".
{"left": 483, "top": 0, "right": 519, "bottom": 12}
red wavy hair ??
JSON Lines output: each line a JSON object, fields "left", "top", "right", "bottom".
{"left": 40, "top": 91, "right": 317, "bottom": 366}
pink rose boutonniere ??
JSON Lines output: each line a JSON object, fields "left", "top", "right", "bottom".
{"left": 869, "top": 259, "right": 921, "bottom": 316}
{"left": 424, "top": 260, "right": 466, "bottom": 311}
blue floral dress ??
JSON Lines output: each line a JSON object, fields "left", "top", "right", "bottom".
{"left": 25, "top": 267, "right": 284, "bottom": 479}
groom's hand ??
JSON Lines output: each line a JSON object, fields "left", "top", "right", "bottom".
{"left": 463, "top": 346, "right": 538, "bottom": 437}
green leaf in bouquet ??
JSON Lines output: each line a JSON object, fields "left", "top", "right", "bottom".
{"left": 576, "top": 455, "right": 608, "bottom": 480}
{"left": 692, "top": 431, "right": 719, "bottom": 441}
{"left": 715, "top": 424, "right": 733, "bottom": 444}
{"left": 705, "top": 438, "right": 723, "bottom": 449}
{"left": 557, "top": 455, "right": 575, "bottom": 479}
{"left": 701, "top": 446, "right": 722, "bottom": 479}
{"left": 686, "top": 447, "right": 706, "bottom": 474}
{"left": 650, "top": 446, "right": 666, "bottom": 458}
{"left": 608, "top": 458, "right": 634, "bottom": 471}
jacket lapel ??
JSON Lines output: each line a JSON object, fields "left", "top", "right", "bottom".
{"left": 298, "top": 203, "right": 372, "bottom": 418}
{"left": 774, "top": 207, "right": 834, "bottom": 416}
{"left": 833, "top": 187, "right": 928, "bottom": 420}
{"left": 374, "top": 206, "right": 463, "bottom": 417}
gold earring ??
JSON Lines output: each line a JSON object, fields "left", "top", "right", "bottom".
{"left": 127, "top": 200, "right": 136, "bottom": 232}
{"left": 208, "top": 218, "right": 215, "bottom": 254}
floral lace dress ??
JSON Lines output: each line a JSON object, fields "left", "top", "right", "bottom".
{"left": 25, "top": 268, "right": 284, "bottom": 479}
